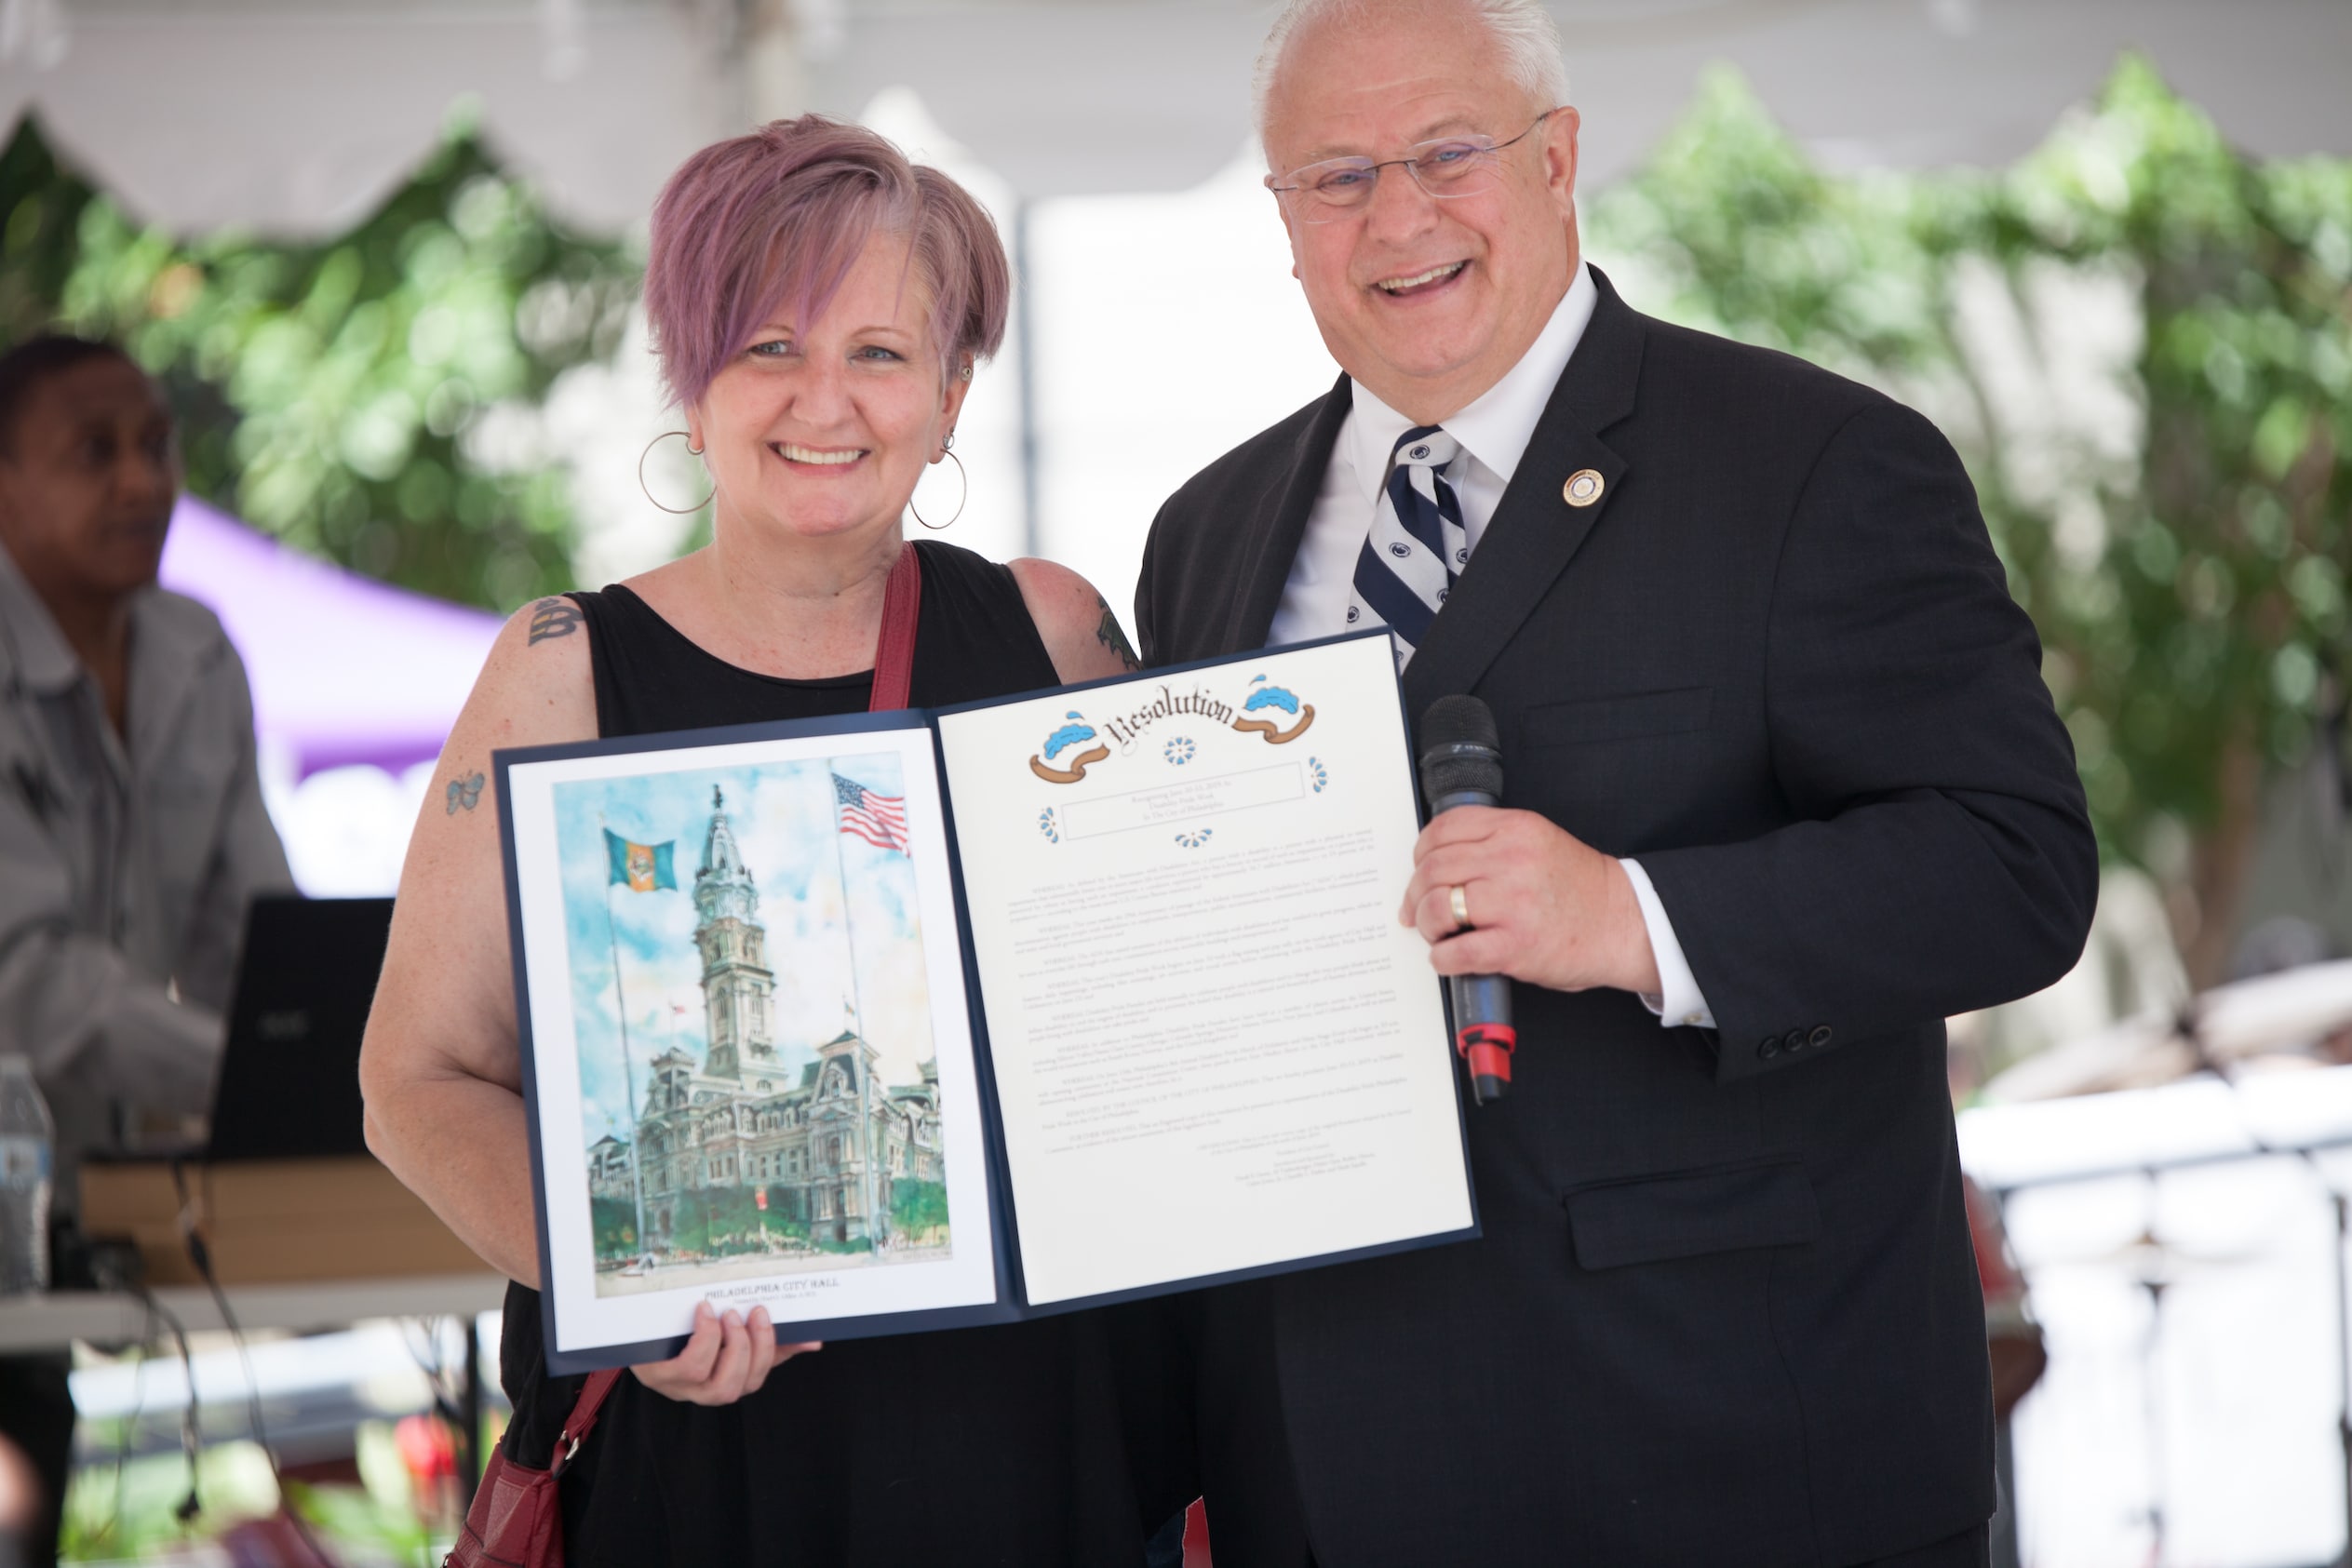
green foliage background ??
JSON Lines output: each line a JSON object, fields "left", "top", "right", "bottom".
{"left": 1588, "top": 60, "right": 2352, "bottom": 978}
{"left": 0, "top": 114, "right": 638, "bottom": 610}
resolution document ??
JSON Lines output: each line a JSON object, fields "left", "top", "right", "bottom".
{"left": 937, "top": 633, "right": 1474, "bottom": 1305}
{"left": 500, "top": 630, "right": 1474, "bottom": 1370}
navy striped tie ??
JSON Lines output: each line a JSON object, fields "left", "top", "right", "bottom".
{"left": 1347, "top": 425, "right": 1467, "bottom": 669}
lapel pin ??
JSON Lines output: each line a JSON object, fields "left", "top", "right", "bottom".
{"left": 1563, "top": 469, "right": 1604, "bottom": 507}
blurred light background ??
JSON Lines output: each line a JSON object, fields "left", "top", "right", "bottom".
{"left": 7, "top": 2, "right": 2352, "bottom": 1563}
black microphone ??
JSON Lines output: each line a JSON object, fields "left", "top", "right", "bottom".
{"left": 1418, "top": 695, "right": 1514, "bottom": 1105}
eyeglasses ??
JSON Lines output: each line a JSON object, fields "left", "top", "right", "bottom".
{"left": 1266, "top": 110, "right": 1555, "bottom": 224}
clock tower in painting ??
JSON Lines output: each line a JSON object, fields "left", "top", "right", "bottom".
{"left": 692, "top": 786, "right": 776, "bottom": 1082}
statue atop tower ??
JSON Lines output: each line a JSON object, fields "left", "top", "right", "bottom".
{"left": 693, "top": 784, "right": 776, "bottom": 1081}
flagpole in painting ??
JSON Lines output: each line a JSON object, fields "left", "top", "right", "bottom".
{"left": 602, "top": 824, "right": 679, "bottom": 1271}
{"left": 827, "top": 776, "right": 879, "bottom": 1252}
{"left": 830, "top": 768, "right": 909, "bottom": 1253}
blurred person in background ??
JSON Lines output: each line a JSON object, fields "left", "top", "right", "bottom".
{"left": 1133, "top": 0, "right": 2097, "bottom": 1563}
{"left": 0, "top": 335, "right": 291, "bottom": 1566}
{"left": 361, "top": 117, "right": 1163, "bottom": 1565}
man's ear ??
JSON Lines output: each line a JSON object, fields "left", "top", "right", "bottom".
{"left": 1544, "top": 104, "right": 1582, "bottom": 216}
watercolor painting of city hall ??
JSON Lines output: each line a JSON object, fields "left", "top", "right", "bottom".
{"left": 584, "top": 785, "right": 948, "bottom": 1287}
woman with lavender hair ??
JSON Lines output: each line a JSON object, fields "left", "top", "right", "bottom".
{"left": 360, "top": 117, "right": 1164, "bottom": 1562}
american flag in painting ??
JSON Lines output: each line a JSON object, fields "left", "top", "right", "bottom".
{"left": 833, "top": 772, "right": 908, "bottom": 852}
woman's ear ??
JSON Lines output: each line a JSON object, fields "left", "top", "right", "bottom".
{"left": 936, "top": 358, "right": 974, "bottom": 456}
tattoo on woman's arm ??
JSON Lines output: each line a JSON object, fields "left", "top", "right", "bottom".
{"left": 446, "top": 771, "right": 486, "bottom": 813}
{"left": 528, "top": 597, "right": 582, "bottom": 646}
{"left": 1095, "top": 596, "right": 1141, "bottom": 671}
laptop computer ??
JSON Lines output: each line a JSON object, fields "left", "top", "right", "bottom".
{"left": 205, "top": 893, "right": 395, "bottom": 1161}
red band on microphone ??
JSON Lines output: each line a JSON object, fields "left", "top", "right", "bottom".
{"left": 1457, "top": 1022, "right": 1516, "bottom": 1086}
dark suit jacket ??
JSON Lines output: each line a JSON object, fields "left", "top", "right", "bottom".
{"left": 1131, "top": 268, "right": 2097, "bottom": 1568}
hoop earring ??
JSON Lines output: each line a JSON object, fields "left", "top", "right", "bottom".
{"left": 638, "top": 429, "right": 713, "bottom": 516}
{"left": 909, "top": 444, "right": 967, "bottom": 532}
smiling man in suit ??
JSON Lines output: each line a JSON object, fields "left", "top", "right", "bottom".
{"left": 1131, "top": 1, "right": 2098, "bottom": 1564}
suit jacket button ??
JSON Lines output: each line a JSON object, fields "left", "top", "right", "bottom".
{"left": 1808, "top": 1025, "right": 1833, "bottom": 1049}
{"left": 1783, "top": 1028, "right": 1809, "bottom": 1053}
{"left": 1757, "top": 1036, "right": 1781, "bottom": 1060}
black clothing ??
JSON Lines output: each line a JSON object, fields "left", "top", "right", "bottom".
{"left": 0, "top": 1351, "right": 72, "bottom": 1568}
{"left": 502, "top": 540, "right": 1150, "bottom": 1567}
{"left": 575, "top": 540, "right": 1056, "bottom": 724}
{"left": 1854, "top": 1525, "right": 1993, "bottom": 1568}
{"left": 1134, "top": 268, "right": 2096, "bottom": 1566}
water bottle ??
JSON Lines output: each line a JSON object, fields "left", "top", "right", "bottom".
{"left": 0, "top": 1054, "right": 53, "bottom": 1294}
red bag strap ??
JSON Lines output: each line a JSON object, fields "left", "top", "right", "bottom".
{"left": 550, "top": 1368, "right": 625, "bottom": 1476}
{"left": 869, "top": 543, "right": 922, "bottom": 714}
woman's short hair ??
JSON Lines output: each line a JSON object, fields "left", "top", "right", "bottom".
{"left": 644, "top": 115, "right": 1011, "bottom": 409}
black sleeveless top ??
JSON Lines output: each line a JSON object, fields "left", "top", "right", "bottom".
{"left": 501, "top": 541, "right": 1149, "bottom": 1567}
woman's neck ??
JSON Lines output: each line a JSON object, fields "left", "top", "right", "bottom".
{"left": 638, "top": 514, "right": 907, "bottom": 680}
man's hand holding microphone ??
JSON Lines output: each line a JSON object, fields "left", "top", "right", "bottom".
{"left": 1405, "top": 696, "right": 1664, "bottom": 1101}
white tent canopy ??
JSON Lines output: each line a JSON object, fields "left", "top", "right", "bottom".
{"left": 7, "top": 0, "right": 2350, "bottom": 240}
{"left": 811, "top": 0, "right": 2352, "bottom": 196}
{"left": 0, "top": 0, "right": 735, "bottom": 237}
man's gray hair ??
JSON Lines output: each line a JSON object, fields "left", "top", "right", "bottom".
{"left": 1253, "top": 0, "right": 1571, "bottom": 144}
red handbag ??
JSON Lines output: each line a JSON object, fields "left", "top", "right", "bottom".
{"left": 445, "top": 544, "right": 924, "bottom": 1567}
{"left": 445, "top": 1366, "right": 619, "bottom": 1568}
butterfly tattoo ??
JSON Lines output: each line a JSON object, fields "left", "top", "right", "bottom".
{"left": 446, "top": 771, "right": 486, "bottom": 814}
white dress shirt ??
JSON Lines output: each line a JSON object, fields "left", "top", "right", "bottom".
{"left": 1267, "top": 261, "right": 1715, "bottom": 1029}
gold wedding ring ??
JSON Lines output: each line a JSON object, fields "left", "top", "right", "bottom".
{"left": 1448, "top": 884, "right": 1472, "bottom": 932}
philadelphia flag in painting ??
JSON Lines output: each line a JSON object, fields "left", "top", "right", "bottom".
{"left": 604, "top": 829, "right": 678, "bottom": 892}
{"left": 833, "top": 773, "right": 908, "bottom": 853}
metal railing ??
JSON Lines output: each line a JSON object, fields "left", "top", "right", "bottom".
{"left": 1983, "top": 1131, "right": 2352, "bottom": 1568}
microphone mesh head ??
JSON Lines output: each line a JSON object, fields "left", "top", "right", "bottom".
{"left": 1418, "top": 695, "right": 1502, "bottom": 801}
